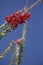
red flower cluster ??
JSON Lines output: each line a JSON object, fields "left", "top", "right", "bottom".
{"left": 5, "top": 10, "right": 31, "bottom": 29}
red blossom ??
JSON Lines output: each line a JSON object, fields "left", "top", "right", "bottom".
{"left": 15, "top": 38, "right": 23, "bottom": 44}
{"left": 5, "top": 11, "right": 31, "bottom": 29}
{"left": 23, "top": 12, "right": 31, "bottom": 20}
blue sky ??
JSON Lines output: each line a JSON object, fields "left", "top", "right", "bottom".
{"left": 0, "top": 0, "right": 43, "bottom": 65}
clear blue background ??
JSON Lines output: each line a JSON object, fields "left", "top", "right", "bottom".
{"left": 0, "top": 0, "right": 43, "bottom": 65}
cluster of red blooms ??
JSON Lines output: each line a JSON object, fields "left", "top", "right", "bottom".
{"left": 5, "top": 10, "right": 31, "bottom": 29}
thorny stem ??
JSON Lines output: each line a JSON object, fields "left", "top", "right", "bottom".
{"left": 0, "top": 41, "right": 14, "bottom": 59}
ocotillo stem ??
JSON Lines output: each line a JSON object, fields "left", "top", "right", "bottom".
{"left": 23, "top": 0, "right": 42, "bottom": 14}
